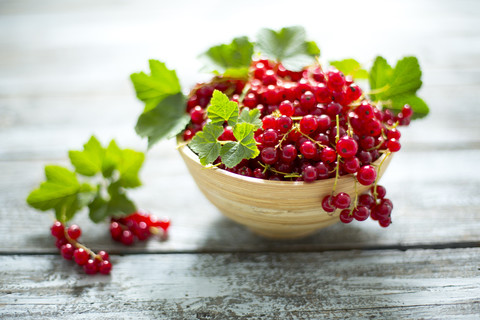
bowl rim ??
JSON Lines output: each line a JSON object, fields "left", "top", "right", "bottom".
{"left": 177, "top": 137, "right": 389, "bottom": 187}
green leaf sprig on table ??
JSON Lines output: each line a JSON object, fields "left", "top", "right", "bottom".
{"left": 188, "top": 90, "right": 261, "bottom": 168}
{"left": 27, "top": 136, "right": 144, "bottom": 223}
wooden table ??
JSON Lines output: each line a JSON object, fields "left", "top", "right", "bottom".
{"left": 1, "top": 0, "right": 479, "bottom": 318}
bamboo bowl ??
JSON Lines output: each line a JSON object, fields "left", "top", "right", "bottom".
{"left": 178, "top": 143, "right": 392, "bottom": 239}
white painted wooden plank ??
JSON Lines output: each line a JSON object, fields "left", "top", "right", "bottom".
{"left": 1, "top": 249, "right": 479, "bottom": 318}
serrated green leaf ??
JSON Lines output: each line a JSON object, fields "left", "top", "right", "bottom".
{"left": 330, "top": 58, "right": 368, "bottom": 79}
{"left": 117, "top": 149, "right": 145, "bottom": 188}
{"left": 220, "top": 123, "right": 259, "bottom": 168}
{"left": 102, "top": 140, "right": 122, "bottom": 178}
{"left": 188, "top": 123, "right": 224, "bottom": 166}
{"left": 68, "top": 136, "right": 104, "bottom": 176}
{"left": 130, "top": 60, "right": 182, "bottom": 112}
{"left": 256, "top": 26, "right": 319, "bottom": 71}
{"left": 135, "top": 93, "right": 189, "bottom": 148}
{"left": 200, "top": 36, "right": 254, "bottom": 78}
{"left": 385, "top": 57, "right": 422, "bottom": 98}
{"left": 238, "top": 108, "right": 262, "bottom": 129}
{"left": 26, "top": 165, "right": 95, "bottom": 222}
{"left": 369, "top": 56, "right": 429, "bottom": 117}
{"left": 207, "top": 90, "right": 239, "bottom": 126}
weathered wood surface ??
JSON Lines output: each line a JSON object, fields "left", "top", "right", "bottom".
{"left": 1, "top": 0, "right": 480, "bottom": 318}
{"left": 2, "top": 249, "right": 480, "bottom": 319}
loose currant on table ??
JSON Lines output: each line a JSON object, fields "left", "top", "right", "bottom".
{"left": 110, "top": 211, "right": 171, "bottom": 245}
{"left": 51, "top": 221, "right": 112, "bottom": 275}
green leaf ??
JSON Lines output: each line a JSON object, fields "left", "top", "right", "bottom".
{"left": 330, "top": 58, "right": 368, "bottom": 79}
{"left": 238, "top": 108, "right": 262, "bottom": 129}
{"left": 256, "top": 26, "right": 319, "bottom": 71}
{"left": 369, "top": 56, "right": 429, "bottom": 118}
{"left": 101, "top": 140, "right": 145, "bottom": 188}
{"left": 135, "top": 93, "right": 190, "bottom": 148}
{"left": 130, "top": 60, "right": 182, "bottom": 112}
{"left": 369, "top": 56, "right": 393, "bottom": 100}
{"left": 207, "top": 90, "right": 239, "bottom": 126}
{"left": 188, "top": 123, "right": 224, "bottom": 166}
{"left": 200, "top": 36, "right": 254, "bottom": 78}
{"left": 305, "top": 41, "right": 320, "bottom": 56}
{"left": 68, "top": 136, "right": 104, "bottom": 176}
{"left": 219, "top": 123, "right": 259, "bottom": 168}
{"left": 26, "top": 166, "right": 95, "bottom": 222}
{"left": 88, "top": 184, "right": 136, "bottom": 223}
{"left": 116, "top": 149, "right": 145, "bottom": 188}
{"left": 385, "top": 57, "right": 422, "bottom": 98}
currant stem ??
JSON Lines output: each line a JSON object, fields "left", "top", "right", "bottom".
{"left": 64, "top": 228, "right": 104, "bottom": 262}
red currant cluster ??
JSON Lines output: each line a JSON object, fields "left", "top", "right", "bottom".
{"left": 51, "top": 221, "right": 112, "bottom": 275}
{"left": 326, "top": 184, "right": 393, "bottom": 227}
{"left": 109, "top": 211, "right": 170, "bottom": 245}
{"left": 182, "top": 59, "right": 413, "bottom": 227}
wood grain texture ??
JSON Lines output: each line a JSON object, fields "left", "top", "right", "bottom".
{"left": 1, "top": 0, "right": 480, "bottom": 318}
{"left": 1, "top": 248, "right": 480, "bottom": 319}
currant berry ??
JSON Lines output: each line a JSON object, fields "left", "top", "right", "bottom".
{"left": 280, "top": 144, "right": 298, "bottom": 164}
{"left": 320, "top": 147, "right": 337, "bottom": 163}
{"left": 120, "top": 230, "right": 134, "bottom": 246}
{"left": 60, "top": 243, "right": 75, "bottom": 260}
{"left": 358, "top": 194, "right": 375, "bottom": 208}
{"left": 97, "top": 250, "right": 110, "bottom": 261}
{"left": 316, "top": 115, "right": 332, "bottom": 132}
{"left": 402, "top": 104, "right": 413, "bottom": 118}
{"left": 303, "top": 165, "right": 318, "bottom": 183}
{"left": 260, "top": 147, "right": 278, "bottom": 165}
{"left": 83, "top": 259, "right": 98, "bottom": 274}
{"left": 262, "top": 129, "right": 279, "bottom": 146}
{"left": 110, "top": 222, "right": 122, "bottom": 240}
{"left": 300, "top": 91, "right": 316, "bottom": 112}
{"left": 279, "top": 100, "right": 294, "bottom": 117}
{"left": 277, "top": 115, "right": 293, "bottom": 133}
{"left": 315, "top": 162, "right": 330, "bottom": 179}
{"left": 336, "top": 137, "right": 358, "bottom": 158}
{"left": 299, "top": 115, "right": 318, "bottom": 134}
{"left": 262, "top": 115, "right": 277, "bottom": 130}
{"left": 321, "top": 195, "right": 336, "bottom": 213}
{"left": 67, "top": 224, "right": 81, "bottom": 240}
{"left": 379, "top": 217, "right": 392, "bottom": 228}
{"left": 339, "top": 209, "right": 354, "bottom": 223}
{"left": 253, "top": 168, "right": 267, "bottom": 179}
{"left": 300, "top": 140, "right": 317, "bottom": 159}
{"left": 189, "top": 106, "right": 205, "bottom": 124}
{"left": 387, "top": 138, "right": 401, "bottom": 152}
{"left": 371, "top": 185, "right": 387, "bottom": 199}
{"left": 51, "top": 221, "right": 65, "bottom": 239}
{"left": 73, "top": 248, "right": 89, "bottom": 266}
{"left": 343, "top": 157, "right": 360, "bottom": 174}
{"left": 333, "top": 192, "right": 351, "bottom": 209}
{"left": 326, "top": 69, "right": 345, "bottom": 91}
{"left": 353, "top": 206, "right": 370, "bottom": 221}
{"left": 357, "top": 165, "right": 377, "bottom": 186}
{"left": 218, "top": 126, "right": 235, "bottom": 141}
{"left": 98, "top": 260, "right": 113, "bottom": 275}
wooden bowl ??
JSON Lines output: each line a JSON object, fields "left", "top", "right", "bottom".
{"left": 178, "top": 142, "right": 392, "bottom": 239}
